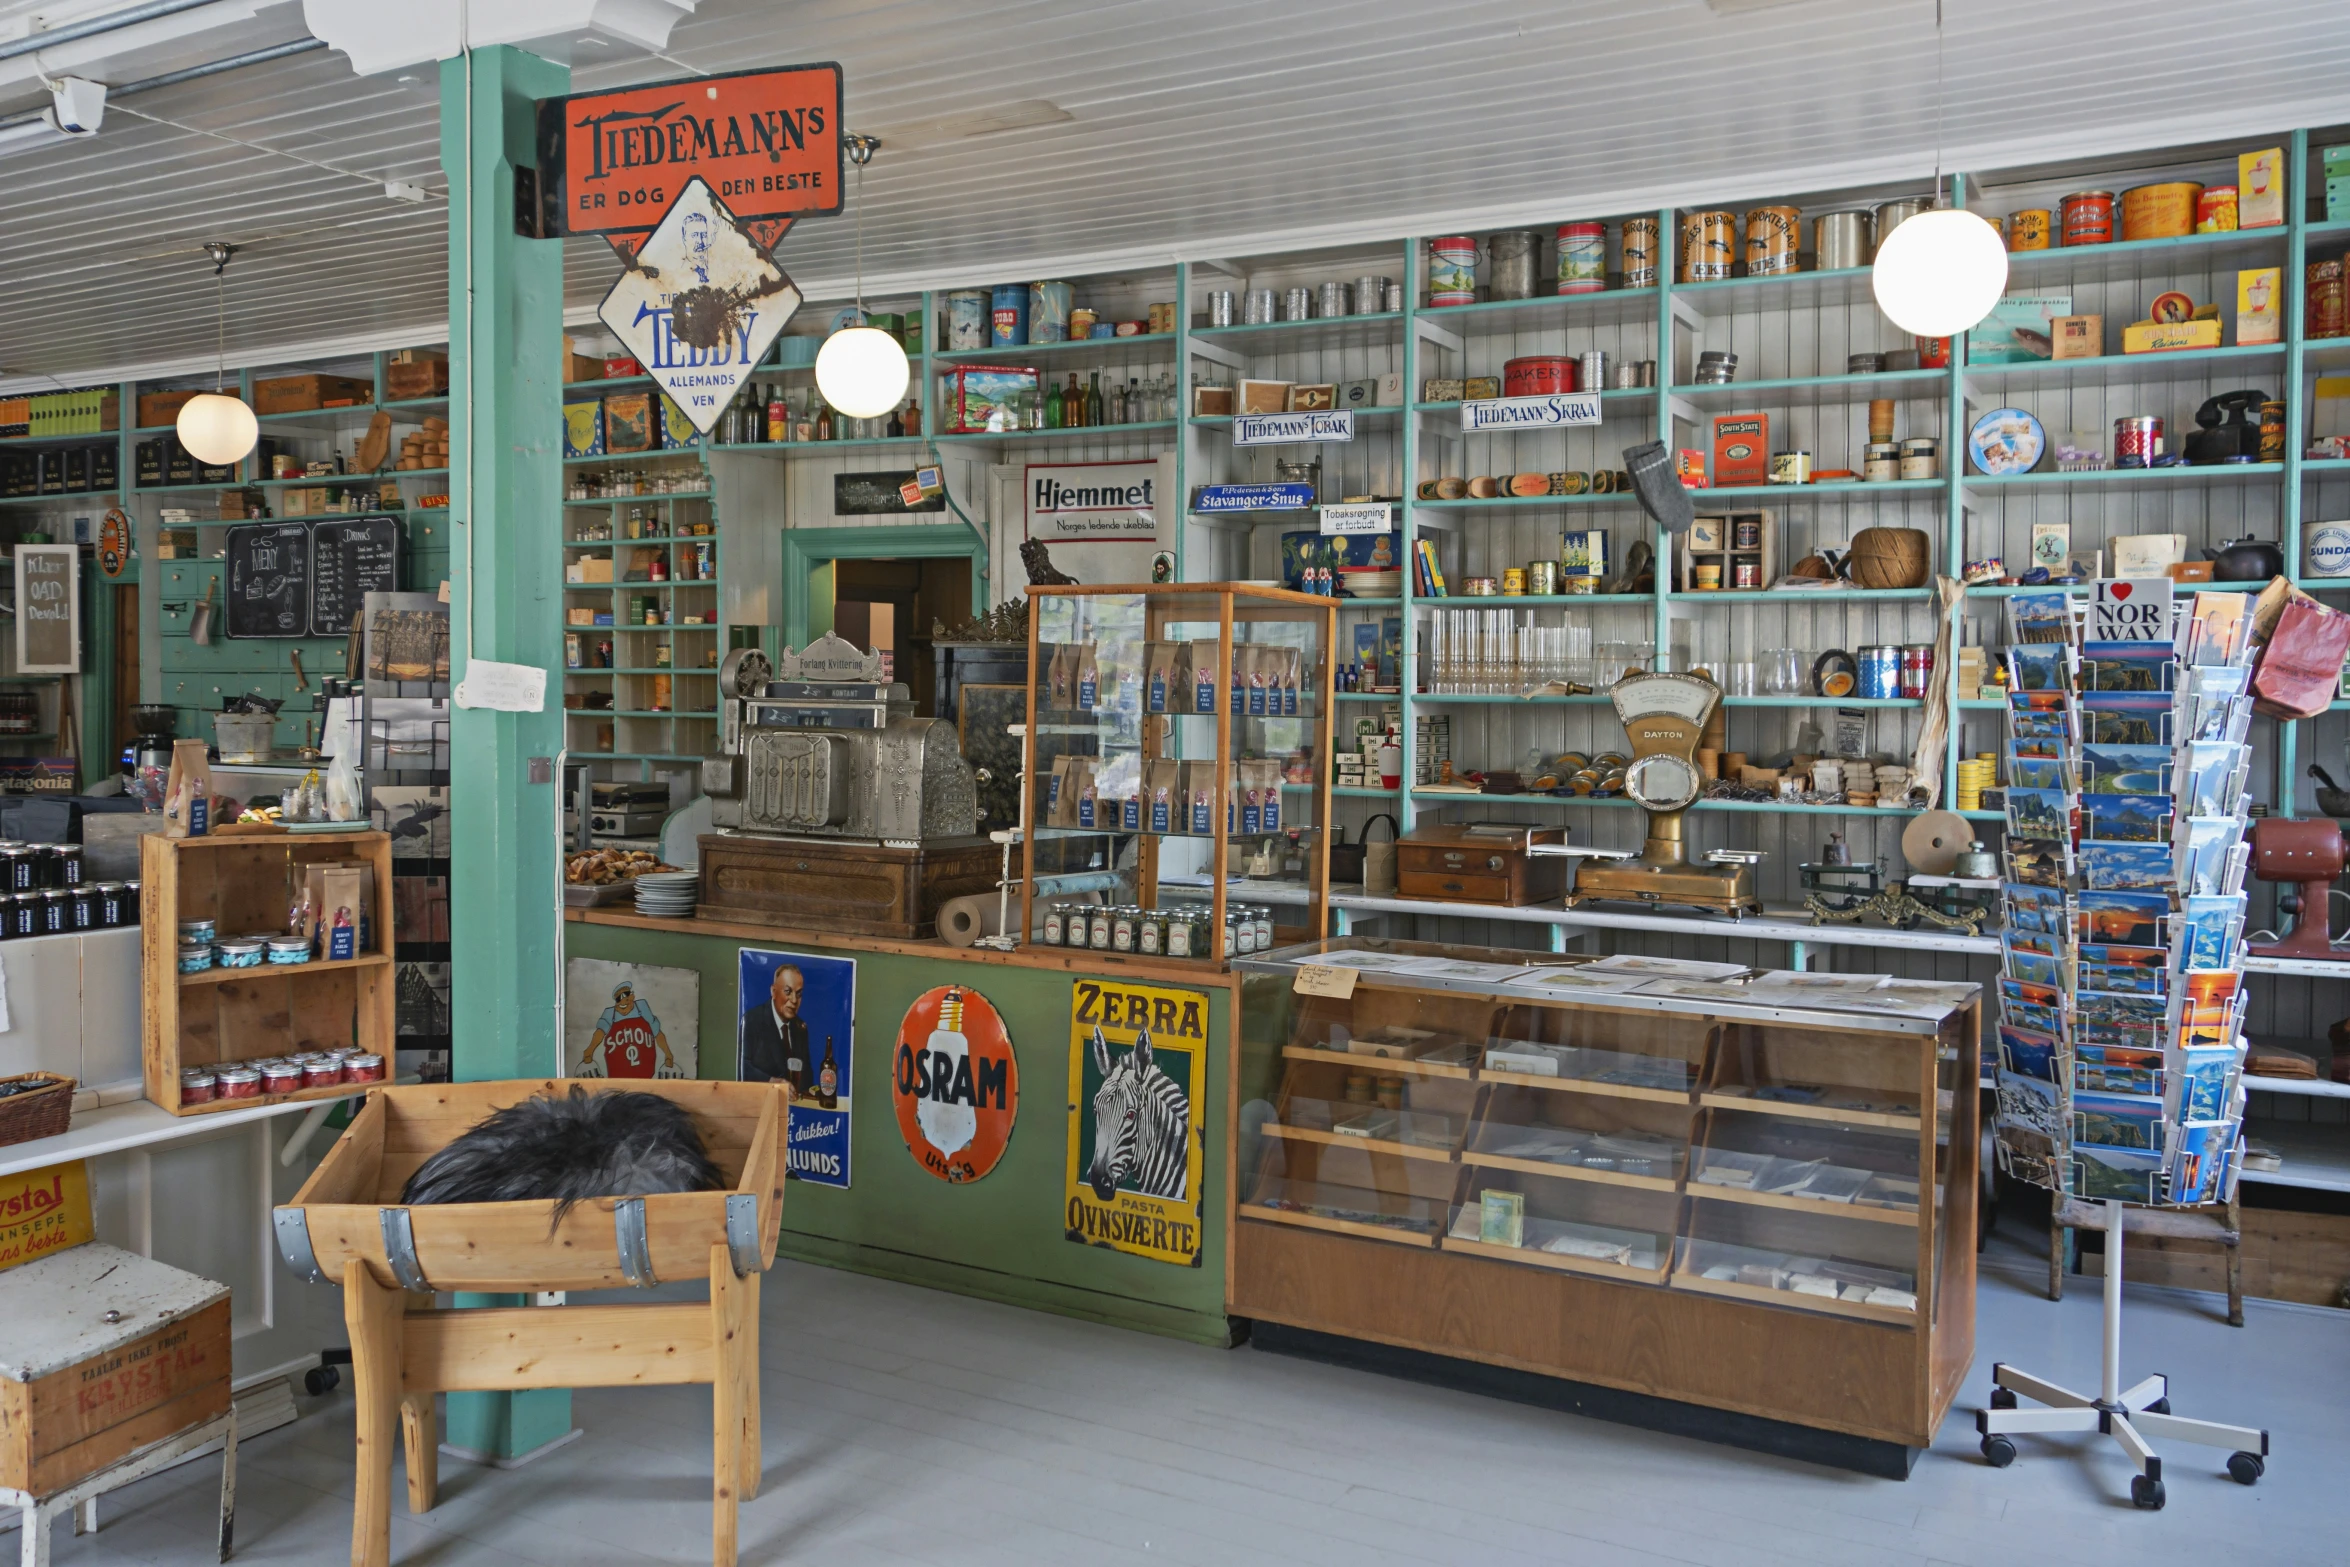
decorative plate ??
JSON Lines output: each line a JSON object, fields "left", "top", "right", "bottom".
{"left": 1968, "top": 407, "right": 2046, "bottom": 476}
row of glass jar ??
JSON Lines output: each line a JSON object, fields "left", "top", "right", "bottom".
{"left": 1035, "top": 900, "right": 1278, "bottom": 959}
{"left": 0, "top": 840, "right": 83, "bottom": 891}
{"left": 5, "top": 880, "right": 137, "bottom": 938}
{"left": 180, "top": 1046, "right": 386, "bottom": 1105}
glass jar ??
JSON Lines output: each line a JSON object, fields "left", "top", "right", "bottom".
{"left": 302, "top": 1059, "right": 345, "bottom": 1090}
{"left": 1252, "top": 905, "right": 1274, "bottom": 952}
{"left": 1040, "top": 905, "right": 1065, "bottom": 946}
{"left": 68, "top": 885, "right": 96, "bottom": 930}
{"left": 122, "top": 880, "right": 141, "bottom": 926}
{"left": 178, "top": 1070, "right": 218, "bottom": 1105}
{"left": 344, "top": 1052, "right": 387, "bottom": 1084}
{"left": 1138, "top": 910, "right": 1164, "bottom": 956}
{"left": 178, "top": 939, "right": 214, "bottom": 973}
{"left": 0, "top": 845, "right": 34, "bottom": 892}
{"left": 37, "top": 889, "right": 69, "bottom": 935}
{"left": 1112, "top": 906, "right": 1137, "bottom": 952}
{"left": 1166, "top": 910, "right": 1195, "bottom": 959}
{"left": 259, "top": 1060, "right": 303, "bottom": 1095}
{"left": 94, "top": 881, "right": 127, "bottom": 928}
{"left": 215, "top": 1066, "right": 262, "bottom": 1100}
{"left": 1088, "top": 907, "right": 1113, "bottom": 951}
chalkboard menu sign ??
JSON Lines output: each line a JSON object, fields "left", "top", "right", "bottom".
{"left": 12, "top": 545, "right": 78, "bottom": 673}
{"left": 309, "top": 515, "right": 401, "bottom": 636}
{"left": 224, "top": 515, "right": 401, "bottom": 638}
{"left": 833, "top": 470, "right": 945, "bottom": 515}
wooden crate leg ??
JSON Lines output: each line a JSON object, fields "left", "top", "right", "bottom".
{"left": 710, "top": 1245, "right": 749, "bottom": 1567}
{"left": 18, "top": 1499, "right": 49, "bottom": 1567}
{"left": 343, "top": 1262, "right": 403, "bottom": 1567}
{"left": 401, "top": 1393, "right": 437, "bottom": 1514}
{"left": 741, "top": 1269, "right": 762, "bottom": 1502}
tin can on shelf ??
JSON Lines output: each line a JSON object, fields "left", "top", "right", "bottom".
{"left": 1733, "top": 561, "right": 1763, "bottom": 588}
{"left": 1429, "top": 236, "right": 1477, "bottom": 306}
{"left": 1354, "top": 276, "right": 1391, "bottom": 314}
{"left": 1028, "top": 280, "right": 1073, "bottom": 343}
{"left": 1318, "top": 281, "right": 1350, "bottom": 318}
{"left": 1899, "top": 437, "right": 1941, "bottom": 479}
{"left": 1899, "top": 645, "right": 1935, "bottom": 700}
{"left": 1858, "top": 645, "right": 1901, "bottom": 699}
{"left": 1502, "top": 355, "right": 1576, "bottom": 397}
{"left": 2060, "top": 191, "right": 2116, "bottom": 246}
{"left": 1555, "top": 222, "right": 1607, "bottom": 293}
{"left": 1870, "top": 198, "right": 1928, "bottom": 255}
{"left": 216, "top": 1066, "right": 262, "bottom": 1101}
{"left": 945, "top": 289, "right": 989, "bottom": 350}
{"left": 1463, "top": 576, "right": 1499, "bottom": 596}
{"left": 1207, "top": 290, "right": 1235, "bottom": 327}
{"left": 2113, "top": 415, "right": 2163, "bottom": 468}
{"left": 1814, "top": 210, "right": 1871, "bottom": 269}
{"left": 1501, "top": 568, "right": 1527, "bottom": 595}
{"left": 1619, "top": 217, "right": 1660, "bottom": 288}
{"left": 1865, "top": 442, "right": 1901, "bottom": 481}
{"left": 2008, "top": 209, "right": 2052, "bottom": 250}
{"left": 1692, "top": 563, "right": 1722, "bottom": 590}
{"left": 2309, "top": 260, "right": 2345, "bottom": 338}
{"left": 989, "top": 283, "right": 1028, "bottom": 345}
{"left": 1244, "top": 288, "right": 1275, "bottom": 324}
{"left": 1744, "top": 205, "right": 1801, "bottom": 275}
{"left": 1580, "top": 350, "right": 1607, "bottom": 391}
{"left": 2197, "top": 185, "right": 2239, "bottom": 233}
{"left": 1487, "top": 231, "right": 1539, "bottom": 300}
{"left": 1526, "top": 560, "right": 1558, "bottom": 595}
{"left": 2121, "top": 182, "right": 2201, "bottom": 242}
{"left": 1067, "top": 307, "right": 1097, "bottom": 340}
{"left": 1679, "top": 210, "right": 1736, "bottom": 282}
{"left": 1282, "top": 286, "right": 1311, "bottom": 322}
{"left": 2261, "top": 401, "right": 2287, "bottom": 464}
{"left": 1733, "top": 518, "right": 1763, "bottom": 550}
{"left": 1768, "top": 450, "right": 1811, "bottom": 485}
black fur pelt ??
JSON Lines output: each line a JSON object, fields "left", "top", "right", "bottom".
{"left": 400, "top": 1086, "right": 723, "bottom": 1220}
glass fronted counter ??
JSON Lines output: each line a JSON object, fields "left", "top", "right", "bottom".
{"left": 1231, "top": 938, "right": 1980, "bottom": 1464}
{"left": 1022, "top": 584, "right": 1334, "bottom": 970}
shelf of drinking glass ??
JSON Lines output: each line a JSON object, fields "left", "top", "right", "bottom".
{"left": 564, "top": 492, "right": 714, "bottom": 507}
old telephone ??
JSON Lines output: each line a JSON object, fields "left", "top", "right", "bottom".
{"left": 2184, "top": 389, "right": 2269, "bottom": 466}
{"left": 1553, "top": 671, "right": 1762, "bottom": 917}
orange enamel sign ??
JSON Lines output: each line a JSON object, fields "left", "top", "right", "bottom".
{"left": 0, "top": 1160, "right": 92, "bottom": 1274}
{"left": 892, "top": 985, "right": 1017, "bottom": 1183}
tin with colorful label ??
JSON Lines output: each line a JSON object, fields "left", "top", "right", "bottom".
{"left": 1526, "top": 560, "right": 1558, "bottom": 595}
{"left": 1679, "top": 211, "right": 1736, "bottom": 282}
{"left": 1692, "top": 563, "right": 1722, "bottom": 590}
{"left": 1733, "top": 561, "right": 1763, "bottom": 588}
{"left": 2009, "top": 209, "right": 2052, "bottom": 250}
{"left": 1028, "top": 280, "right": 1072, "bottom": 343}
{"left": 989, "top": 283, "right": 1028, "bottom": 346}
{"left": 1429, "top": 236, "right": 1477, "bottom": 306}
{"left": 1743, "top": 205, "right": 1801, "bottom": 276}
{"left": 2121, "top": 182, "right": 2201, "bottom": 242}
{"left": 2060, "top": 191, "right": 2115, "bottom": 246}
{"left": 1768, "top": 450, "right": 1810, "bottom": 485}
{"left": 2113, "top": 415, "right": 2162, "bottom": 468}
{"left": 1899, "top": 645, "right": 1935, "bottom": 700}
{"left": 1501, "top": 568, "right": 1527, "bottom": 595}
{"left": 1502, "top": 355, "right": 1576, "bottom": 397}
{"left": 1555, "top": 221, "right": 1607, "bottom": 293}
{"left": 1619, "top": 217, "right": 1659, "bottom": 288}
{"left": 1857, "top": 645, "right": 1901, "bottom": 699}
{"left": 2196, "top": 185, "right": 2239, "bottom": 233}
{"left": 2310, "top": 260, "right": 2345, "bottom": 338}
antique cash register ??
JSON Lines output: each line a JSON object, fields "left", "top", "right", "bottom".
{"left": 697, "top": 634, "right": 998, "bottom": 936}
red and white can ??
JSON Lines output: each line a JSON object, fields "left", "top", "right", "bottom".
{"left": 1555, "top": 222, "right": 1607, "bottom": 294}
{"left": 1503, "top": 355, "right": 1577, "bottom": 397}
{"left": 1429, "top": 236, "right": 1477, "bottom": 307}
{"left": 1898, "top": 644, "right": 1935, "bottom": 699}
{"left": 2114, "top": 415, "right": 2163, "bottom": 468}
{"left": 2060, "top": 190, "right": 2115, "bottom": 247}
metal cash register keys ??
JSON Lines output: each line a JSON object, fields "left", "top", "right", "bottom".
{"left": 1558, "top": 671, "right": 1762, "bottom": 917}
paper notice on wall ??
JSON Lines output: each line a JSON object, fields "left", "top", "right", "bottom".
{"left": 453, "top": 659, "right": 546, "bottom": 712}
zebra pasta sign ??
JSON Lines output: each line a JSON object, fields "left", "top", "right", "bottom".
{"left": 1065, "top": 978, "right": 1208, "bottom": 1267}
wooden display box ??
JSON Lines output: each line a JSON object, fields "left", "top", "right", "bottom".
{"left": 1678, "top": 509, "right": 1776, "bottom": 593}
{"left": 251, "top": 373, "right": 375, "bottom": 415}
{"left": 1395, "top": 822, "right": 1567, "bottom": 906}
{"left": 140, "top": 830, "right": 396, "bottom": 1116}
{"left": 135, "top": 388, "right": 200, "bottom": 429}
{"left": 698, "top": 833, "right": 1000, "bottom": 938}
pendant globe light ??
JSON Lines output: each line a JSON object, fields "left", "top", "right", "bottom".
{"left": 1869, "top": 1, "right": 2007, "bottom": 339}
{"left": 813, "top": 134, "right": 910, "bottom": 420}
{"left": 176, "top": 242, "right": 259, "bottom": 468}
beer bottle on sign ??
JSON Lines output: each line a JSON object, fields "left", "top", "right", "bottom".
{"left": 818, "top": 1037, "right": 838, "bottom": 1109}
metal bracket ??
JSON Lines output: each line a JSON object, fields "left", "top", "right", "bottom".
{"left": 272, "top": 1207, "right": 323, "bottom": 1283}
{"left": 379, "top": 1208, "right": 431, "bottom": 1293}
{"left": 724, "top": 1193, "right": 762, "bottom": 1276}
{"left": 614, "top": 1198, "right": 657, "bottom": 1287}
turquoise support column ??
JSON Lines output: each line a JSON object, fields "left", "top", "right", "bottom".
{"left": 440, "top": 41, "right": 573, "bottom": 1463}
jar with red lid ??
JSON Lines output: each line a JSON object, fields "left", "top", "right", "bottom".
{"left": 344, "top": 1053, "right": 387, "bottom": 1084}
{"left": 179, "top": 1070, "right": 218, "bottom": 1105}
{"left": 259, "top": 1060, "right": 303, "bottom": 1095}
{"left": 216, "top": 1066, "right": 263, "bottom": 1100}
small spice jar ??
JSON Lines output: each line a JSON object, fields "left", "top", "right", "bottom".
{"left": 344, "top": 1053, "right": 387, "bottom": 1085}
{"left": 266, "top": 935, "right": 312, "bottom": 965}
{"left": 215, "top": 1066, "right": 263, "bottom": 1101}
{"left": 301, "top": 1058, "right": 345, "bottom": 1090}
{"left": 178, "top": 939, "right": 215, "bottom": 974}
{"left": 216, "top": 935, "right": 266, "bottom": 969}
{"left": 1166, "top": 910, "right": 1196, "bottom": 959}
{"left": 1112, "top": 906, "right": 1137, "bottom": 953}
{"left": 259, "top": 1060, "right": 303, "bottom": 1095}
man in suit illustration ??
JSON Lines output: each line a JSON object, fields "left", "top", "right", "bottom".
{"left": 741, "top": 961, "right": 811, "bottom": 1092}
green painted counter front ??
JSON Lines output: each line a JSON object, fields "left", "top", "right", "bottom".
{"left": 564, "top": 919, "right": 1234, "bottom": 1346}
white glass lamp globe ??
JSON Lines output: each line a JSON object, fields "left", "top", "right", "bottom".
{"left": 814, "top": 325, "right": 910, "bottom": 419}
{"left": 1871, "top": 206, "right": 2009, "bottom": 338}
{"left": 175, "top": 392, "right": 258, "bottom": 466}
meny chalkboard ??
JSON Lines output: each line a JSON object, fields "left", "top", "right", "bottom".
{"left": 224, "top": 515, "right": 401, "bottom": 638}
{"left": 309, "top": 515, "right": 401, "bottom": 636}
{"left": 13, "top": 545, "right": 78, "bottom": 673}
{"left": 225, "top": 522, "right": 311, "bottom": 638}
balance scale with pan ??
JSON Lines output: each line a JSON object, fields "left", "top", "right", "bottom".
{"left": 1538, "top": 672, "right": 1763, "bottom": 918}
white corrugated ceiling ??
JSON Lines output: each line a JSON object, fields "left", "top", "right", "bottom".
{"left": 5, "top": 0, "right": 2350, "bottom": 390}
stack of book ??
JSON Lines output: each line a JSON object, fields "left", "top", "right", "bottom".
{"left": 1991, "top": 583, "right": 2255, "bottom": 1209}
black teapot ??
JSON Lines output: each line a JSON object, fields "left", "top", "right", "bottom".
{"left": 2205, "top": 536, "right": 2284, "bottom": 582}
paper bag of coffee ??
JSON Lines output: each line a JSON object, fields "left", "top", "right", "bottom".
{"left": 1073, "top": 641, "right": 1101, "bottom": 710}
{"left": 1073, "top": 756, "right": 1102, "bottom": 829}
{"left": 1044, "top": 755, "right": 1073, "bottom": 825}
{"left": 302, "top": 862, "right": 375, "bottom": 959}
{"left": 1187, "top": 640, "right": 1221, "bottom": 713}
{"left": 1281, "top": 645, "right": 1303, "bottom": 715}
{"left": 1143, "top": 642, "right": 1180, "bottom": 714}
{"left": 1145, "top": 756, "right": 1181, "bottom": 835}
{"left": 1045, "top": 642, "right": 1075, "bottom": 710}
{"left": 163, "top": 739, "right": 215, "bottom": 837}
{"left": 1179, "top": 760, "right": 1215, "bottom": 835}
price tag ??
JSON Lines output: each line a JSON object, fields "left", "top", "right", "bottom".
{"left": 1319, "top": 503, "right": 1391, "bottom": 536}
{"left": 1292, "top": 963, "right": 1359, "bottom": 999}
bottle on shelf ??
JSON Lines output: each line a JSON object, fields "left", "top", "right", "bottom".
{"left": 1086, "top": 371, "right": 1104, "bottom": 428}
{"left": 886, "top": 406, "right": 903, "bottom": 439}
{"left": 1065, "top": 372, "right": 1084, "bottom": 429}
{"left": 767, "top": 385, "right": 788, "bottom": 443}
{"left": 1045, "top": 377, "right": 1064, "bottom": 429}
{"left": 1127, "top": 378, "right": 1142, "bottom": 425}
{"left": 816, "top": 401, "right": 833, "bottom": 442}
{"left": 904, "top": 397, "right": 920, "bottom": 437}
{"left": 1030, "top": 383, "right": 1047, "bottom": 430}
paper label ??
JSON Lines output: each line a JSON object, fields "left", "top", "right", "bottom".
{"left": 1319, "top": 503, "right": 1392, "bottom": 536}
{"left": 454, "top": 659, "right": 548, "bottom": 712}
{"left": 1292, "top": 964, "right": 1359, "bottom": 999}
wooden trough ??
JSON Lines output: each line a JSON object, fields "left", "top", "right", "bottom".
{"left": 275, "top": 1078, "right": 789, "bottom": 1567}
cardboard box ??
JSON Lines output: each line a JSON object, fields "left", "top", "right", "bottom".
{"left": 1192, "top": 385, "right": 1234, "bottom": 418}
{"left": 1376, "top": 372, "right": 1404, "bottom": 406}
{"left": 1237, "top": 380, "right": 1292, "bottom": 415}
{"left": 561, "top": 334, "right": 604, "bottom": 382}
{"left": 1288, "top": 384, "right": 1336, "bottom": 412}
{"left": 2237, "top": 267, "right": 2282, "bottom": 345}
{"left": 136, "top": 388, "right": 201, "bottom": 429}
{"left": 252, "top": 373, "right": 374, "bottom": 415}
{"left": 1711, "top": 413, "right": 1769, "bottom": 487}
{"left": 571, "top": 556, "right": 614, "bottom": 584}
{"left": 2123, "top": 319, "right": 2222, "bottom": 354}
{"left": 2239, "top": 147, "right": 2286, "bottom": 228}
{"left": 603, "top": 355, "right": 643, "bottom": 379}
{"left": 385, "top": 354, "right": 448, "bottom": 399}
{"left": 562, "top": 398, "right": 605, "bottom": 459}
{"left": 2050, "top": 314, "right": 2104, "bottom": 359}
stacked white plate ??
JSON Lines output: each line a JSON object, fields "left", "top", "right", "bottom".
{"left": 1340, "top": 568, "right": 1403, "bottom": 597}
{"left": 632, "top": 870, "right": 700, "bottom": 918}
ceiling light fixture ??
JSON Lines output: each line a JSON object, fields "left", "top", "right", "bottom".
{"left": 1870, "top": 0, "right": 2006, "bottom": 338}
{"left": 176, "top": 242, "right": 258, "bottom": 467}
{"left": 813, "top": 134, "right": 909, "bottom": 420}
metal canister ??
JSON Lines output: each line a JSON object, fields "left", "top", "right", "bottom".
{"left": 1619, "top": 217, "right": 1659, "bottom": 288}
{"left": 1858, "top": 645, "right": 1901, "bottom": 699}
{"left": 2261, "top": 400, "right": 2288, "bottom": 464}
{"left": 1733, "top": 518, "right": 1762, "bottom": 550}
{"left": 1488, "top": 230, "right": 1539, "bottom": 300}
{"left": 1208, "top": 289, "right": 1236, "bottom": 327}
{"left": 2309, "top": 260, "right": 2345, "bottom": 338}
{"left": 2008, "top": 208, "right": 2052, "bottom": 250}
{"left": 1282, "top": 286, "right": 1311, "bottom": 322}
{"left": 1317, "top": 281, "right": 1350, "bottom": 318}
{"left": 1526, "top": 560, "right": 1558, "bottom": 595}
{"left": 1384, "top": 280, "right": 1405, "bottom": 312}
{"left": 1898, "top": 645, "right": 1935, "bottom": 700}
{"left": 1354, "top": 276, "right": 1391, "bottom": 314}
{"left": 2121, "top": 182, "right": 2201, "bottom": 242}
{"left": 1870, "top": 198, "right": 1928, "bottom": 256}
{"left": 1865, "top": 442, "right": 1901, "bottom": 481}
{"left": 1744, "top": 204, "right": 1801, "bottom": 276}
{"left": 1899, "top": 437, "right": 1941, "bottom": 479}
{"left": 1501, "top": 568, "right": 1527, "bottom": 595}
{"left": 1429, "top": 235, "right": 1478, "bottom": 306}
{"left": 1244, "top": 288, "right": 1276, "bottom": 324}
{"left": 1733, "top": 561, "right": 1763, "bottom": 588}
{"left": 2113, "top": 415, "right": 2162, "bottom": 468}
{"left": 2197, "top": 185, "right": 2240, "bottom": 233}
{"left": 1814, "top": 210, "right": 1871, "bottom": 269}
{"left": 1579, "top": 350, "right": 1607, "bottom": 391}
{"left": 1555, "top": 222, "right": 1607, "bottom": 293}
{"left": 945, "top": 288, "right": 989, "bottom": 350}
{"left": 1768, "top": 450, "right": 1811, "bottom": 485}
{"left": 1503, "top": 355, "right": 1575, "bottom": 396}
{"left": 1028, "top": 280, "right": 1072, "bottom": 343}
{"left": 1678, "top": 210, "right": 1736, "bottom": 282}
{"left": 990, "top": 282, "right": 1029, "bottom": 345}
{"left": 2060, "top": 190, "right": 2116, "bottom": 246}
{"left": 1068, "top": 306, "right": 1097, "bottom": 340}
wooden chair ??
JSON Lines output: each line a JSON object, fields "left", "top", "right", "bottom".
{"left": 276, "top": 1079, "right": 787, "bottom": 1567}
{"left": 2048, "top": 1191, "right": 2242, "bottom": 1326}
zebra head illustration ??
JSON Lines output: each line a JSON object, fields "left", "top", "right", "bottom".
{"left": 1086, "top": 1024, "right": 1190, "bottom": 1203}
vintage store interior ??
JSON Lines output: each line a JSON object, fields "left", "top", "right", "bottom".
{"left": 0, "top": 1, "right": 2348, "bottom": 1563}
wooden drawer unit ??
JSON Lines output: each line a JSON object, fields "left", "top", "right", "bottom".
{"left": 698, "top": 833, "right": 1000, "bottom": 939}
{"left": 1395, "top": 823, "right": 1566, "bottom": 906}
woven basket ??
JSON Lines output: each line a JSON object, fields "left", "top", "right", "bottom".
{"left": 1848, "top": 526, "right": 1931, "bottom": 589}
{"left": 0, "top": 1071, "right": 73, "bottom": 1149}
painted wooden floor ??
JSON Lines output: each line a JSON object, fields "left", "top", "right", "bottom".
{"left": 17, "top": 1232, "right": 2345, "bottom": 1566}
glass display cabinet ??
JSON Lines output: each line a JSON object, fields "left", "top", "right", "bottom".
{"left": 1022, "top": 585, "right": 1335, "bottom": 969}
{"left": 1232, "top": 937, "right": 1980, "bottom": 1463}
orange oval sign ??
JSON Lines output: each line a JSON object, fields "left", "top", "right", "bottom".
{"left": 892, "top": 985, "right": 1017, "bottom": 1183}
{"left": 97, "top": 507, "right": 132, "bottom": 579}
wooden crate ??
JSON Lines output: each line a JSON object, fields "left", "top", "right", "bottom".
{"left": 140, "top": 831, "right": 396, "bottom": 1115}
{"left": 0, "top": 1244, "right": 231, "bottom": 1497}
{"left": 251, "top": 373, "right": 374, "bottom": 415}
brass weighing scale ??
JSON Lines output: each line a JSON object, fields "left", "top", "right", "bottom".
{"left": 1545, "top": 671, "right": 1763, "bottom": 917}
